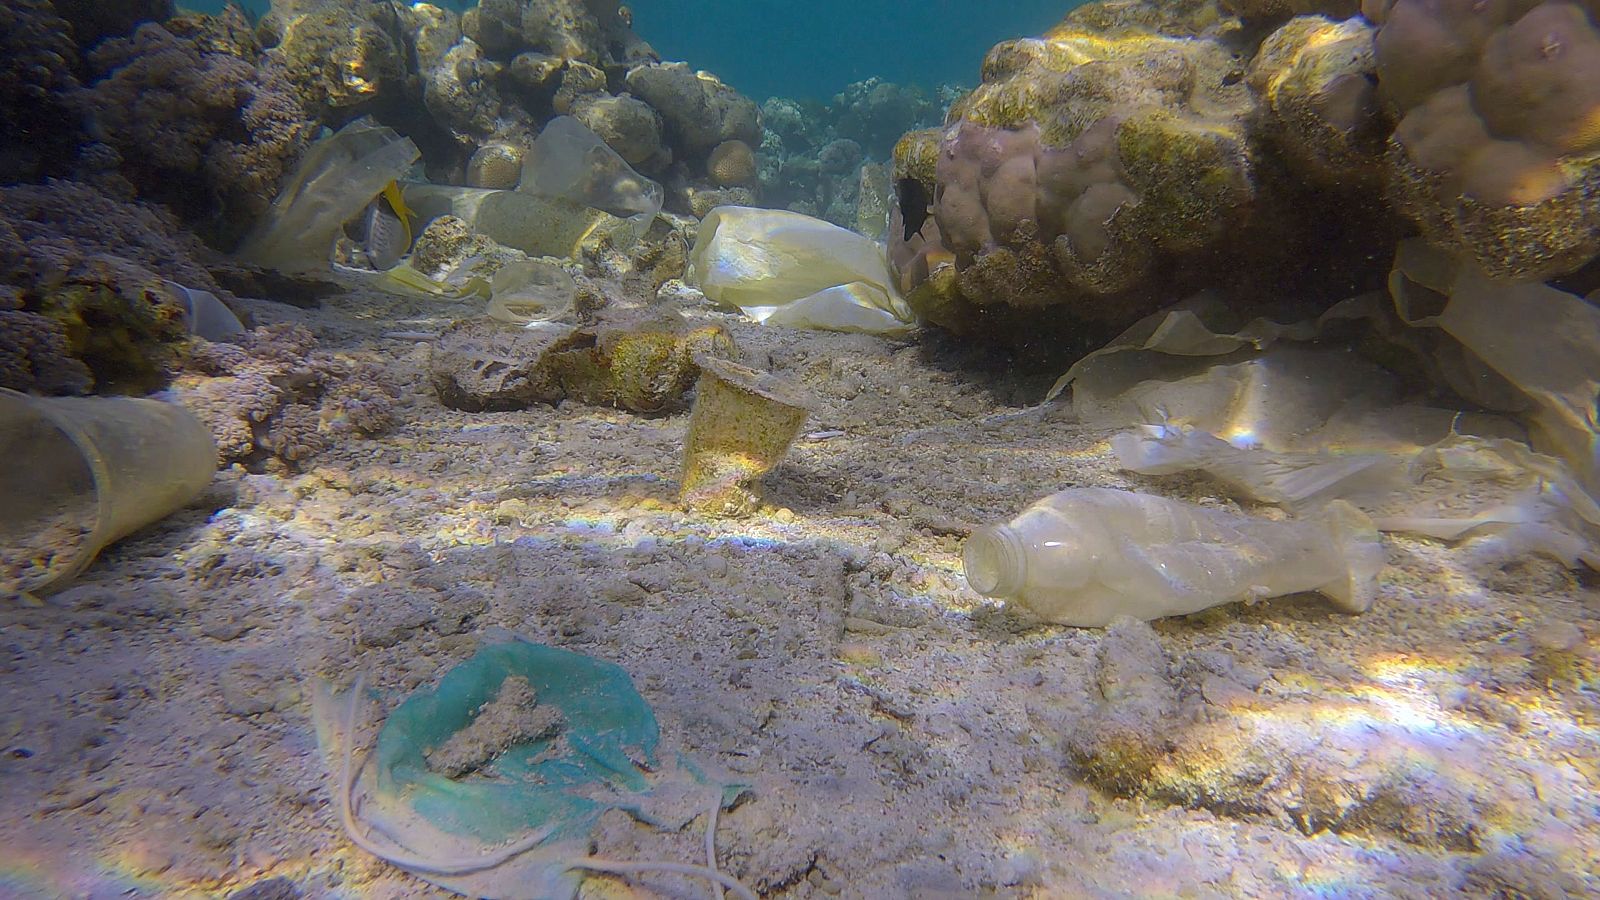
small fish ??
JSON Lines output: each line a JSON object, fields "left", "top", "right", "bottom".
{"left": 381, "top": 180, "right": 417, "bottom": 248}
{"left": 353, "top": 182, "right": 415, "bottom": 272}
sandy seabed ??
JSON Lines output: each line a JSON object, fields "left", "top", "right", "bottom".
{"left": 2, "top": 278, "right": 1597, "bottom": 899}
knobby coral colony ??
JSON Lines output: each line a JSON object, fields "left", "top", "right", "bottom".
{"left": 889, "top": 0, "right": 1600, "bottom": 342}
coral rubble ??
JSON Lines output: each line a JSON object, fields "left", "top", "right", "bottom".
{"left": 172, "top": 323, "right": 397, "bottom": 471}
{"left": 77, "top": 13, "right": 316, "bottom": 248}
{"left": 0, "top": 180, "right": 235, "bottom": 394}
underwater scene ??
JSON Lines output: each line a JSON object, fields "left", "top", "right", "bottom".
{"left": 1, "top": 0, "right": 1599, "bottom": 898}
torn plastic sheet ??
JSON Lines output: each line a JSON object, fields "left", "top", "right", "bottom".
{"left": 1389, "top": 239, "right": 1600, "bottom": 499}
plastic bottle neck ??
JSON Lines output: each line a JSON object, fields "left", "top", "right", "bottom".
{"left": 963, "top": 524, "right": 1026, "bottom": 599}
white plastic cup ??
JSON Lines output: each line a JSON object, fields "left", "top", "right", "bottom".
{"left": 1, "top": 389, "right": 217, "bottom": 595}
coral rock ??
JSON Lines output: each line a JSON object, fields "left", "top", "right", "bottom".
{"left": 891, "top": 15, "right": 1257, "bottom": 323}
{"left": 624, "top": 62, "right": 762, "bottom": 158}
{"left": 1248, "top": 15, "right": 1389, "bottom": 187}
{"left": 428, "top": 316, "right": 573, "bottom": 411}
{"left": 1371, "top": 0, "right": 1600, "bottom": 279}
{"left": 260, "top": 0, "right": 404, "bottom": 120}
{"left": 707, "top": 139, "right": 757, "bottom": 186}
{"left": 173, "top": 323, "right": 395, "bottom": 471}
{"left": 572, "top": 93, "right": 667, "bottom": 169}
{"left": 79, "top": 18, "right": 315, "bottom": 247}
{"left": 0, "top": 0, "right": 84, "bottom": 183}
{"left": 466, "top": 0, "right": 653, "bottom": 67}
{"left": 424, "top": 37, "right": 507, "bottom": 141}
{"left": 53, "top": 0, "right": 174, "bottom": 47}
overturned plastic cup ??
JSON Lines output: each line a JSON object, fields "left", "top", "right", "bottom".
{"left": 1, "top": 389, "right": 217, "bottom": 595}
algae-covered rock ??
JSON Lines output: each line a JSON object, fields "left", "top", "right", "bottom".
{"left": 1247, "top": 15, "right": 1388, "bottom": 188}
{"left": 547, "top": 308, "right": 736, "bottom": 412}
{"left": 891, "top": 12, "right": 1258, "bottom": 324}
{"left": 39, "top": 279, "right": 190, "bottom": 395}
{"left": 429, "top": 309, "right": 734, "bottom": 413}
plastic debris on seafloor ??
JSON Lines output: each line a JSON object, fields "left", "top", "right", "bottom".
{"left": 162, "top": 281, "right": 246, "bottom": 341}
{"left": 0, "top": 389, "right": 218, "bottom": 597}
{"left": 962, "top": 487, "right": 1385, "bottom": 627}
{"left": 322, "top": 637, "right": 753, "bottom": 900}
{"left": 235, "top": 117, "right": 421, "bottom": 273}
{"left": 1055, "top": 281, "right": 1600, "bottom": 569}
{"left": 687, "top": 206, "right": 916, "bottom": 335}
{"left": 679, "top": 357, "right": 813, "bottom": 517}
{"left": 400, "top": 183, "right": 650, "bottom": 258}
{"left": 1388, "top": 238, "right": 1600, "bottom": 501}
{"left": 520, "top": 116, "right": 664, "bottom": 221}
{"left": 484, "top": 259, "right": 578, "bottom": 325}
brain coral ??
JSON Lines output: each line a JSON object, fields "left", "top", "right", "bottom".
{"left": 893, "top": 13, "right": 1257, "bottom": 322}
{"left": 707, "top": 139, "right": 757, "bottom": 186}
{"left": 1370, "top": 0, "right": 1600, "bottom": 279}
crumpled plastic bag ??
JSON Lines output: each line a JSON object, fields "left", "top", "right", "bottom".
{"left": 236, "top": 117, "right": 420, "bottom": 273}
{"left": 326, "top": 638, "right": 746, "bottom": 900}
{"left": 688, "top": 206, "right": 916, "bottom": 335}
{"left": 1057, "top": 286, "right": 1599, "bottom": 568}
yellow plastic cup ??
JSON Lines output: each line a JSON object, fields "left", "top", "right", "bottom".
{"left": 1, "top": 389, "right": 217, "bottom": 595}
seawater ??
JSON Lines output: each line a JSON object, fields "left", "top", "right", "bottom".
{"left": 181, "top": 0, "right": 1076, "bottom": 100}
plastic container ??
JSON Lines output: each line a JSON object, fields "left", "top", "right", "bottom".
{"left": 962, "top": 487, "right": 1384, "bottom": 627}
{"left": 678, "top": 358, "right": 811, "bottom": 517}
{"left": 1, "top": 389, "right": 218, "bottom": 595}
{"left": 400, "top": 184, "right": 647, "bottom": 258}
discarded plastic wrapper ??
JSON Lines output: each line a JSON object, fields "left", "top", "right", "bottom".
{"left": 324, "top": 638, "right": 751, "bottom": 900}
{"left": 521, "top": 116, "right": 664, "bottom": 221}
{"left": 1388, "top": 239, "right": 1600, "bottom": 500}
{"left": 401, "top": 184, "right": 649, "bottom": 258}
{"left": 962, "top": 487, "right": 1385, "bottom": 627}
{"left": 1, "top": 389, "right": 217, "bottom": 596}
{"left": 236, "top": 117, "right": 420, "bottom": 273}
{"left": 163, "top": 281, "right": 246, "bottom": 341}
{"left": 688, "top": 206, "right": 916, "bottom": 335}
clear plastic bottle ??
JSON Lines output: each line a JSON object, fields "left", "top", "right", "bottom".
{"left": 962, "top": 487, "right": 1385, "bottom": 627}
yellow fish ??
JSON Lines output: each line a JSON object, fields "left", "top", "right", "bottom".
{"left": 380, "top": 180, "right": 417, "bottom": 249}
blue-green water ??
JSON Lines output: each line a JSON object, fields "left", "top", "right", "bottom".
{"left": 186, "top": 1, "right": 1072, "bottom": 100}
